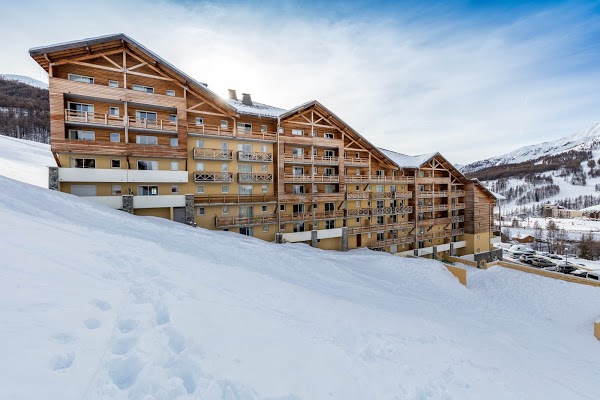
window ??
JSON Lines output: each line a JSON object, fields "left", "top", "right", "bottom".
{"left": 292, "top": 185, "right": 304, "bottom": 194}
{"left": 237, "top": 122, "right": 252, "bottom": 133}
{"left": 166, "top": 90, "right": 175, "bottom": 96}
{"left": 138, "top": 185, "right": 159, "bottom": 196}
{"left": 312, "top": 131, "right": 317, "bottom": 137}
{"left": 356, "top": 218, "right": 360, "bottom": 223}
{"left": 261, "top": 165, "right": 268, "bottom": 172}
{"left": 196, "top": 162, "right": 204, "bottom": 171}
{"left": 137, "top": 160, "right": 158, "bottom": 170}
{"left": 171, "top": 185, "right": 179, "bottom": 193}
{"left": 132, "top": 84, "right": 154, "bottom": 93}
{"left": 262, "top": 205, "right": 268, "bottom": 212}
{"left": 170, "top": 138, "right": 178, "bottom": 147}
{"left": 240, "top": 227, "right": 253, "bottom": 236}
{"left": 376, "top": 200, "right": 384, "bottom": 208}
{"left": 222, "top": 185, "right": 229, "bottom": 193}
{"left": 68, "top": 102, "right": 94, "bottom": 113}
{"left": 377, "top": 216, "right": 384, "bottom": 225}
{"left": 69, "top": 130, "right": 95, "bottom": 141}
{"left": 111, "top": 185, "right": 122, "bottom": 195}
{"left": 195, "top": 117, "right": 204, "bottom": 126}
{"left": 293, "top": 166, "right": 304, "bottom": 176}
{"left": 239, "top": 185, "right": 253, "bottom": 195}
{"left": 262, "top": 225, "right": 269, "bottom": 232}
{"left": 292, "top": 148, "right": 304, "bottom": 156}
{"left": 222, "top": 163, "right": 230, "bottom": 172}
{"left": 71, "top": 185, "right": 97, "bottom": 196}
{"left": 376, "top": 185, "right": 384, "bottom": 192}
{"left": 108, "top": 80, "right": 118, "bottom": 88}
{"left": 356, "top": 201, "right": 360, "bottom": 208}
{"left": 111, "top": 159, "right": 121, "bottom": 169}
{"left": 262, "top": 184, "right": 268, "bottom": 193}
{"left": 376, "top": 170, "right": 384, "bottom": 177}
{"left": 220, "top": 120, "right": 228, "bottom": 129}
{"left": 356, "top": 185, "right": 360, "bottom": 190}
{"left": 110, "top": 133, "right": 121, "bottom": 143}
{"left": 71, "top": 158, "right": 95, "bottom": 168}
{"left": 197, "top": 207, "right": 205, "bottom": 216}
{"left": 261, "top": 145, "right": 267, "bottom": 152}
{"left": 222, "top": 206, "right": 229, "bottom": 214}
{"left": 419, "top": 170, "right": 425, "bottom": 177}
{"left": 293, "top": 204, "right": 305, "bottom": 214}
{"left": 136, "top": 136, "right": 158, "bottom": 145}
{"left": 278, "top": 127, "right": 284, "bottom": 133}
{"left": 324, "top": 168, "right": 334, "bottom": 176}
{"left": 293, "top": 222, "right": 305, "bottom": 233}
{"left": 325, "top": 220, "right": 335, "bottom": 229}
{"left": 170, "top": 161, "right": 179, "bottom": 171}
{"left": 324, "top": 185, "right": 335, "bottom": 193}
{"left": 280, "top": 223, "right": 286, "bottom": 230}
{"left": 135, "top": 110, "right": 157, "bottom": 121}
{"left": 109, "top": 107, "right": 119, "bottom": 116}
{"left": 280, "top": 204, "right": 286, "bottom": 211}
{"left": 324, "top": 150, "right": 334, "bottom": 158}
{"left": 197, "top": 185, "right": 205, "bottom": 194}
{"left": 324, "top": 133, "right": 334, "bottom": 139}
{"left": 261, "top": 125, "right": 267, "bottom": 133}
{"left": 313, "top": 149, "right": 318, "bottom": 156}
{"left": 169, "top": 114, "right": 177, "bottom": 123}
{"left": 68, "top": 73, "right": 93, "bottom": 84}
{"left": 325, "top": 202, "right": 335, "bottom": 212}
{"left": 196, "top": 140, "right": 204, "bottom": 148}
{"left": 377, "top": 232, "right": 385, "bottom": 241}
{"left": 292, "top": 129, "right": 304, "bottom": 136}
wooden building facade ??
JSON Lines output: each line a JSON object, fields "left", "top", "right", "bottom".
{"left": 30, "top": 34, "right": 496, "bottom": 257}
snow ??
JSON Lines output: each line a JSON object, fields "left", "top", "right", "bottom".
{"left": 1, "top": 138, "right": 600, "bottom": 399}
{"left": 0, "top": 135, "right": 54, "bottom": 187}
{"left": 226, "top": 98, "right": 287, "bottom": 118}
{"left": 0, "top": 73, "right": 48, "bottom": 89}
{"left": 378, "top": 148, "right": 437, "bottom": 168}
{"left": 464, "top": 122, "right": 600, "bottom": 173}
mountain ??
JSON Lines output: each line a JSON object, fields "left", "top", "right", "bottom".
{"left": 463, "top": 123, "right": 600, "bottom": 174}
{"left": 0, "top": 76, "right": 49, "bottom": 143}
{"left": 0, "top": 74, "right": 48, "bottom": 89}
{"left": 2, "top": 137, "right": 600, "bottom": 399}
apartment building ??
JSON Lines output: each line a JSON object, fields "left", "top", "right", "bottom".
{"left": 29, "top": 34, "right": 497, "bottom": 257}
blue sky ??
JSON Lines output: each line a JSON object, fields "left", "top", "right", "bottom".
{"left": 2, "top": 0, "right": 600, "bottom": 164}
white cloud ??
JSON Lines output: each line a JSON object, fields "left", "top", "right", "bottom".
{"left": 3, "top": 0, "right": 600, "bottom": 164}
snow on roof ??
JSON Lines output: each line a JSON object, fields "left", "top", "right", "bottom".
{"left": 378, "top": 148, "right": 437, "bottom": 168}
{"left": 225, "top": 99, "right": 287, "bottom": 118}
{"left": 489, "top": 190, "right": 506, "bottom": 200}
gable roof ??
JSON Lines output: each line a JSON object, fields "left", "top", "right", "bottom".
{"left": 226, "top": 98, "right": 286, "bottom": 118}
{"left": 470, "top": 178, "right": 501, "bottom": 201}
{"left": 29, "top": 33, "right": 237, "bottom": 116}
{"left": 378, "top": 148, "right": 438, "bottom": 168}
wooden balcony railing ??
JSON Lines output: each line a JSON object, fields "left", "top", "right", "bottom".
{"left": 279, "top": 210, "right": 344, "bottom": 222}
{"left": 344, "top": 157, "right": 369, "bottom": 167}
{"left": 347, "top": 221, "right": 415, "bottom": 235}
{"left": 194, "top": 194, "right": 276, "bottom": 205}
{"left": 394, "top": 191, "right": 413, "bottom": 199}
{"left": 187, "top": 123, "right": 277, "bottom": 141}
{"left": 417, "top": 216, "right": 452, "bottom": 226}
{"left": 346, "top": 192, "right": 370, "bottom": 199}
{"left": 283, "top": 154, "right": 312, "bottom": 164}
{"left": 417, "top": 191, "right": 448, "bottom": 198}
{"left": 370, "top": 192, "right": 394, "bottom": 199}
{"left": 127, "top": 116, "right": 178, "bottom": 132}
{"left": 372, "top": 206, "right": 413, "bottom": 215}
{"left": 451, "top": 228, "right": 465, "bottom": 236}
{"left": 369, "top": 236, "right": 415, "bottom": 249}
{"left": 347, "top": 209, "right": 371, "bottom": 216}
{"left": 237, "top": 151, "right": 273, "bottom": 162}
{"left": 450, "top": 190, "right": 465, "bottom": 197}
{"left": 193, "top": 147, "right": 233, "bottom": 160}
{"left": 237, "top": 173, "right": 273, "bottom": 183}
{"left": 215, "top": 215, "right": 278, "bottom": 228}
{"left": 345, "top": 175, "right": 415, "bottom": 183}
{"left": 451, "top": 203, "right": 466, "bottom": 210}
{"left": 284, "top": 174, "right": 339, "bottom": 183}
{"left": 313, "top": 156, "right": 339, "bottom": 165}
{"left": 452, "top": 215, "right": 465, "bottom": 223}
{"left": 65, "top": 109, "right": 125, "bottom": 127}
{"left": 194, "top": 172, "right": 234, "bottom": 183}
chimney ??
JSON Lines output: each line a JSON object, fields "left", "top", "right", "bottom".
{"left": 242, "top": 93, "right": 253, "bottom": 106}
{"left": 228, "top": 89, "right": 237, "bottom": 100}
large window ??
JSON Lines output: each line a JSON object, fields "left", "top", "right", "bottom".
{"left": 136, "top": 136, "right": 158, "bottom": 145}
{"left": 237, "top": 122, "right": 252, "bottom": 133}
{"left": 239, "top": 185, "right": 253, "bottom": 195}
{"left": 292, "top": 185, "right": 304, "bottom": 194}
{"left": 324, "top": 185, "right": 335, "bottom": 193}
{"left": 292, "top": 129, "right": 304, "bottom": 136}
{"left": 324, "top": 202, "right": 335, "bottom": 212}
{"left": 138, "top": 185, "right": 159, "bottom": 196}
{"left": 240, "top": 227, "right": 253, "bottom": 236}
{"left": 132, "top": 84, "right": 154, "bottom": 93}
{"left": 325, "top": 220, "right": 335, "bottom": 229}
{"left": 137, "top": 160, "right": 158, "bottom": 170}
{"left": 135, "top": 110, "right": 157, "bottom": 121}
{"left": 69, "top": 130, "right": 95, "bottom": 141}
{"left": 70, "top": 158, "right": 95, "bottom": 168}
{"left": 68, "top": 102, "right": 94, "bottom": 113}
{"left": 68, "top": 73, "right": 93, "bottom": 84}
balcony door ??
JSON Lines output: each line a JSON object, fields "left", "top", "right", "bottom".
{"left": 239, "top": 205, "right": 253, "bottom": 218}
{"left": 293, "top": 167, "right": 304, "bottom": 176}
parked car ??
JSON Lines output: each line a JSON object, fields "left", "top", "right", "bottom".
{"left": 532, "top": 258, "right": 556, "bottom": 268}
{"left": 569, "top": 269, "right": 589, "bottom": 278}
{"left": 587, "top": 271, "right": 600, "bottom": 280}
{"left": 519, "top": 254, "right": 537, "bottom": 264}
{"left": 547, "top": 254, "right": 562, "bottom": 260}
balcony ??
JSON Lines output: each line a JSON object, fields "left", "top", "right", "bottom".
{"left": 344, "top": 157, "right": 369, "bottom": 167}
{"left": 347, "top": 221, "right": 415, "bottom": 235}
{"left": 452, "top": 215, "right": 465, "bottom": 223}
{"left": 451, "top": 190, "right": 465, "bottom": 197}
{"left": 284, "top": 174, "right": 339, "bottom": 183}
{"left": 194, "top": 194, "right": 276, "bottom": 205}
{"left": 346, "top": 209, "right": 371, "bottom": 216}
{"left": 345, "top": 175, "right": 415, "bottom": 183}
{"left": 394, "top": 191, "right": 413, "bottom": 199}
{"left": 418, "top": 204, "right": 449, "bottom": 212}
{"left": 417, "top": 176, "right": 450, "bottom": 184}
{"left": 127, "top": 116, "right": 177, "bottom": 132}
{"left": 417, "top": 216, "right": 452, "bottom": 226}
{"left": 371, "top": 191, "right": 413, "bottom": 199}
{"left": 372, "top": 206, "right": 413, "bottom": 215}
{"left": 451, "top": 228, "right": 465, "bottom": 236}
{"left": 283, "top": 154, "right": 312, "bottom": 164}
{"left": 193, "top": 147, "right": 233, "bottom": 160}
{"left": 57, "top": 168, "right": 188, "bottom": 183}
{"left": 237, "top": 173, "right": 273, "bottom": 183}
{"left": 313, "top": 156, "right": 339, "bottom": 165}
{"left": 187, "top": 123, "right": 276, "bottom": 141}
{"left": 238, "top": 151, "right": 273, "bottom": 163}
{"left": 346, "top": 192, "right": 370, "bottom": 199}
{"left": 215, "top": 215, "right": 278, "bottom": 228}
{"left": 451, "top": 203, "right": 466, "bottom": 210}
{"left": 65, "top": 109, "right": 125, "bottom": 128}
{"left": 194, "top": 172, "right": 234, "bottom": 183}
{"left": 417, "top": 191, "right": 448, "bottom": 198}
{"left": 280, "top": 210, "right": 344, "bottom": 222}
{"left": 369, "top": 236, "right": 415, "bottom": 249}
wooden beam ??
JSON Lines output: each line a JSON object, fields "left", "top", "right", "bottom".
{"left": 52, "top": 49, "right": 124, "bottom": 66}
{"left": 127, "top": 62, "right": 148, "bottom": 71}
{"left": 101, "top": 54, "right": 123, "bottom": 70}
{"left": 67, "top": 60, "right": 122, "bottom": 73}
{"left": 187, "top": 101, "right": 206, "bottom": 111}
{"left": 126, "top": 70, "right": 173, "bottom": 81}
{"left": 186, "top": 109, "right": 228, "bottom": 117}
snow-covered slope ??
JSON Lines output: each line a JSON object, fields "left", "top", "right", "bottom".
{"left": 0, "top": 73, "right": 48, "bottom": 89}
{"left": 464, "top": 123, "right": 600, "bottom": 173}
{"left": 1, "top": 138, "right": 600, "bottom": 399}
{"left": 0, "top": 135, "right": 54, "bottom": 187}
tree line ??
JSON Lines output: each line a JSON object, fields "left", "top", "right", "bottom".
{"left": 0, "top": 77, "right": 49, "bottom": 143}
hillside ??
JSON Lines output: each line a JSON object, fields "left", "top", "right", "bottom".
{"left": 1, "top": 138, "right": 600, "bottom": 399}
{"left": 0, "top": 74, "right": 48, "bottom": 89}
{"left": 0, "top": 75, "right": 49, "bottom": 143}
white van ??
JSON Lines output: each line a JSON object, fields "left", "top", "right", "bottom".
{"left": 508, "top": 244, "right": 534, "bottom": 257}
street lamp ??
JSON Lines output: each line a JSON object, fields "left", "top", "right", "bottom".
{"left": 564, "top": 245, "right": 570, "bottom": 272}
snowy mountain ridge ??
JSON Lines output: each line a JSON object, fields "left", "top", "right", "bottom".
{"left": 0, "top": 74, "right": 48, "bottom": 89}
{"left": 463, "top": 122, "right": 600, "bottom": 173}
